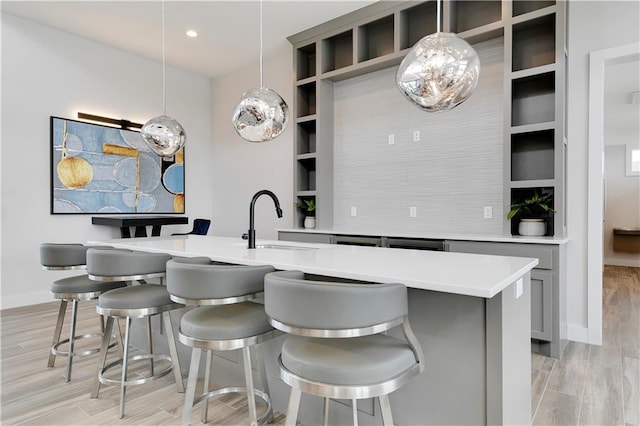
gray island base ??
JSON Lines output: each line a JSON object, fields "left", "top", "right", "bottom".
{"left": 88, "top": 235, "right": 536, "bottom": 425}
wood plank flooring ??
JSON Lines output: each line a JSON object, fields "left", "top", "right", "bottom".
{"left": 1, "top": 265, "right": 638, "bottom": 425}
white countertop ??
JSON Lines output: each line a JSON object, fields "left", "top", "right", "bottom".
{"left": 278, "top": 228, "right": 571, "bottom": 245}
{"left": 88, "top": 235, "right": 538, "bottom": 298}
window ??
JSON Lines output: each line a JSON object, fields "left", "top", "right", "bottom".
{"left": 627, "top": 144, "right": 640, "bottom": 176}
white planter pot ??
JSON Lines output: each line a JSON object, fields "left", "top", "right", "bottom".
{"left": 518, "top": 218, "right": 546, "bottom": 236}
{"left": 304, "top": 216, "right": 316, "bottom": 229}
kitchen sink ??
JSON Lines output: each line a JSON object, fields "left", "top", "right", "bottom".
{"left": 255, "top": 243, "right": 318, "bottom": 250}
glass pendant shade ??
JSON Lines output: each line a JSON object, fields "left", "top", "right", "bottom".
{"left": 141, "top": 115, "right": 186, "bottom": 157}
{"left": 396, "top": 32, "right": 480, "bottom": 112}
{"left": 232, "top": 87, "right": 289, "bottom": 143}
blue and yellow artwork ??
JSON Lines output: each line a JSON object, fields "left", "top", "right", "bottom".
{"left": 50, "top": 116, "right": 185, "bottom": 214}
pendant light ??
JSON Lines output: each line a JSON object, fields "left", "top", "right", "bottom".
{"left": 396, "top": 0, "right": 480, "bottom": 112}
{"left": 141, "top": 0, "right": 187, "bottom": 157}
{"left": 232, "top": 0, "right": 289, "bottom": 143}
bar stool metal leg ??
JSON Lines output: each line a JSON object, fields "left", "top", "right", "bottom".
{"left": 285, "top": 388, "right": 302, "bottom": 426}
{"left": 147, "top": 316, "right": 154, "bottom": 376}
{"left": 65, "top": 299, "right": 79, "bottom": 382}
{"left": 119, "top": 316, "right": 132, "bottom": 419}
{"left": 323, "top": 398, "right": 330, "bottom": 426}
{"left": 162, "top": 311, "right": 184, "bottom": 392}
{"left": 352, "top": 399, "right": 358, "bottom": 426}
{"left": 256, "top": 344, "right": 273, "bottom": 423}
{"left": 379, "top": 395, "right": 394, "bottom": 426}
{"left": 182, "top": 348, "right": 201, "bottom": 426}
{"left": 92, "top": 316, "right": 115, "bottom": 398}
{"left": 48, "top": 300, "right": 68, "bottom": 368}
{"left": 242, "top": 346, "right": 258, "bottom": 426}
{"left": 202, "top": 350, "right": 213, "bottom": 423}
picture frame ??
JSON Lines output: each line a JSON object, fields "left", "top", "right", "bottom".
{"left": 50, "top": 116, "right": 185, "bottom": 214}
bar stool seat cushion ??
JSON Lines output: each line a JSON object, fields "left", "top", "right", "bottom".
{"left": 51, "top": 275, "right": 126, "bottom": 294}
{"left": 98, "top": 285, "right": 174, "bottom": 310}
{"left": 281, "top": 334, "right": 416, "bottom": 386}
{"left": 181, "top": 302, "right": 273, "bottom": 341}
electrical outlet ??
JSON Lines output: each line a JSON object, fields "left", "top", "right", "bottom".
{"left": 388, "top": 134, "right": 395, "bottom": 145}
{"left": 350, "top": 206, "right": 357, "bottom": 217}
{"left": 413, "top": 130, "right": 421, "bottom": 142}
{"left": 483, "top": 206, "right": 493, "bottom": 219}
{"left": 410, "top": 206, "right": 417, "bottom": 217}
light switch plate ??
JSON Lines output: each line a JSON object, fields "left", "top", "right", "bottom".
{"left": 350, "top": 206, "right": 357, "bottom": 217}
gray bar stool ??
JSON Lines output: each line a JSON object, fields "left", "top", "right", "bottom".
{"left": 264, "top": 270, "right": 425, "bottom": 426}
{"left": 87, "top": 248, "right": 185, "bottom": 419}
{"left": 40, "top": 243, "right": 127, "bottom": 382}
{"left": 166, "top": 257, "right": 276, "bottom": 426}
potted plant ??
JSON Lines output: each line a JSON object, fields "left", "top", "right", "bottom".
{"left": 296, "top": 199, "right": 316, "bottom": 229}
{"left": 507, "top": 192, "right": 555, "bottom": 236}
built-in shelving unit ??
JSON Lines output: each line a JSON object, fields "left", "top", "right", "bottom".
{"left": 289, "top": 0, "right": 565, "bottom": 236}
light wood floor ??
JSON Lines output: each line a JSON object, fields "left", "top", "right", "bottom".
{"left": 1, "top": 266, "right": 638, "bottom": 425}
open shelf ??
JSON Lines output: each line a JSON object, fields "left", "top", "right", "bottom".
{"left": 400, "top": 1, "right": 436, "bottom": 49}
{"left": 296, "top": 158, "right": 317, "bottom": 192}
{"left": 296, "top": 82, "right": 316, "bottom": 118}
{"left": 296, "top": 43, "right": 317, "bottom": 81}
{"left": 512, "top": 72, "right": 555, "bottom": 127}
{"left": 296, "top": 120, "right": 316, "bottom": 154}
{"left": 513, "top": 1, "right": 555, "bottom": 17}
{"left": 513, "top": 13, "right": 556, "bottom": 71}
{"left": 321, "top": 30, "right": 353, "bottom": 73}
{"left": 510, "top": 187, "right": 555, "bottom": 236}
{"left": 357, "top": 15, "right": 395, "bottom": 63}
{"left": 511, "top": 130, "right": 555, "bottom": 181}
{"left": 450, "top": 1, "right": 501, "bottom": 33}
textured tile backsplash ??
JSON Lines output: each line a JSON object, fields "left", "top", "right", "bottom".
{"left": 333, "top": 37, "right": 505, "bottom": 235}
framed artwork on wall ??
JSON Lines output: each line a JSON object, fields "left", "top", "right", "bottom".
{"left": 50, "top": 116, "right": 185, "bottom": 214}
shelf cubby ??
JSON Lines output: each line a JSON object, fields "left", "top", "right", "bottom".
{"left": 296, "top": 120, "right": 316, "bottom": 154}
{"left": 513, "top": 1, "right": 555, "bottom": 17}
{"left": 399, "top": 1, "right": 437, "bottom": 49}
{"left": 511, "top": 130, "right": 555, "bottom": 181}
{"left": 450, "top": 0, "right": 502, "bottom": 33}
{"left": 296, "top": 43, "right": 317, "bottom": 81}
{"left": 296, "top": 82, "right": 317, "bottom": 117}
{"left": 510, "top": 187, "right": 555, "bottom": 236}
{"left": 321, "top": 30, "right": 354, "bottom": 73}
{"left": 512, "top": 72, "right": 555, "bottom": 127}
{"left": 296, "top": 158, "right": 317, "bottom": 192}
{"left": 513, "top": 14, "right": 556, "bottom": 71}
{"left": 357, "top": 15, "right": 395, "bottom": 63}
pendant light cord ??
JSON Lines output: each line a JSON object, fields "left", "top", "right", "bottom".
{"left": 162, "top": 0, "right": 167, "bottom": 115}
{"left": 437, "top": 0, "right": 441, "bottom": 33}
{"left": 259, "top": 0, "right": 264, "bottom": 88}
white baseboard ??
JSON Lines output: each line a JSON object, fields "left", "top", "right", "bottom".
{"left": 1, "top": 291, "right": 51, "bottom": 310}
{"left": 567, "top": 324, "right": 590, "bottom": 344}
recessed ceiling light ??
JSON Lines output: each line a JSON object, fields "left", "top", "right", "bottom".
{"left": 186, "top": 30, "right": 198, "bottom": 38}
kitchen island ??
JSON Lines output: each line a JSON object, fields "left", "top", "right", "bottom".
{"left": 89, "top": 235, "right": 537, "bottom": 425}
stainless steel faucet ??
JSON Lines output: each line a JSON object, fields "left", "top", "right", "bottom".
{"left": 247, "top": 190, "right": 283, "bottom": 249}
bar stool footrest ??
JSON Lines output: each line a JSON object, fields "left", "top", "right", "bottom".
{"left": 51, "top": 332, "right": 117, "bottom": 358}
{"left": 99, "top": 353, "right": 174, "bottom": 387}
{"left": 195, "top": 386, "right": 273, "bottom": 425}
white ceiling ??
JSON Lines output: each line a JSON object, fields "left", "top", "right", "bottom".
{"left": 1, "top": 0, "right": 377, "bottom": 78}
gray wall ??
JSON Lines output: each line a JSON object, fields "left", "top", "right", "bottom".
{"left": 333, "top": 38, "right": 504, "bottom": 235}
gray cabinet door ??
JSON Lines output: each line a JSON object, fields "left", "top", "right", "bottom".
{"left": 531, "top": 269, "right": 553, "bottom": 342}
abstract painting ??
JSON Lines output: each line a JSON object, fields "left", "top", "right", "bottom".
{"left": 50, "top": 116, "right": 185, "bottom": 214}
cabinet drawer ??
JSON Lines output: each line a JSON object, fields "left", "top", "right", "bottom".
{"left": 446, "top": 241, "right": 553, "bottom": 269}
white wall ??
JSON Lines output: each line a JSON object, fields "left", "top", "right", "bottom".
{"left": 604, "top": 145, "right": 640, "bottom": 267}
{"left": 210, "top": 52, "right": 294, "bottom": 240}
{"left": 0, "top": 13, "right": 214, "bottom": 308}
{"left": 566, "top": 0, "right": 640, "bottom": 341}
